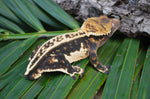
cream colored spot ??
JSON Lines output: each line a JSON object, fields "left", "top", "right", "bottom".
{"left": 41, "top": 47, "right": 45, "bottom": 50}
{"left": 56, "top": 49, "right": 60, "bottom": 52}
{"left": 48, "top": 57, "right": 58, "bottom": 64}
{"left": 37, "top": 69, "right": 41, "bottom": 73}
{"left": 37, "top": 53, "right": 41, "bottom": 57}
{"left": 64, "top": 43, "right": 89, "bottom": 63}
{"left": 32, "top": 73, "right": 41, "bottom": 79}
{"left": 64, "top": 47, "right": 67, "bottom": 50}
{"left": 61, "top": 60, "right": 65, "bottom": 63}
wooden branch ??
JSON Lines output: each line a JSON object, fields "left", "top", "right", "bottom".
{"left": 54, "top": 0, "right": 150, "bottom": 36}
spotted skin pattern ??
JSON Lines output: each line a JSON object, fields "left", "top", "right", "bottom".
{"left": 24, "top": 15, "right": 120, "bottom": 80}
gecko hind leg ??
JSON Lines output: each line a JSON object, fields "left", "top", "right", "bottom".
{"left": 72, "top": 66, "right": 84, "bottom": 78}
{"left": 66, "top": 64, "right": 84, "bottom": 79}
{"left": 43, "top": 54, "right": 84, "bottom": 79}
{"left": 26, "top": 54, "right": 84, "bottom": 80}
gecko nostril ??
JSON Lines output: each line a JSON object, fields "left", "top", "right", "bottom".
{"left": 112, "top": 23, "right": 115, "bottom": 27}
{"left": 108, "top": 14, "right": 121, "bottom": 20}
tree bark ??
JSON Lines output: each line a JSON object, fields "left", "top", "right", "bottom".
{"left": 54, "top": 0, "right": 150, "bottom": 37}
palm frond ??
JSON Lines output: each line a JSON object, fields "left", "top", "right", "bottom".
{"left": 137, "top": 46, "right": 150, "bottom": 99}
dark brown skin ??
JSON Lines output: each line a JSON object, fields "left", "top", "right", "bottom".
{"left": 24, "top": 15, "right": 120, "bottom": 80}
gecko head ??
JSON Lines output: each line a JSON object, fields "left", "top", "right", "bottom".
{"left": 81, "top": 15, "right": 120, "bottom": 36}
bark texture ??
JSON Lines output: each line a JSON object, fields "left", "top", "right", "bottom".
{"left": 54, "top": 0, "right": 150, "bottom": 36}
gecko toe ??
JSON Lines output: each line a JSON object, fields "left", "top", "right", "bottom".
{"left": 71, "top": 75, "right": 77, "bottom": 80}
{"left": 104, "top": 70, "right": 110, "bottom": 75}
{"left": 77, "top": 64, "right": 81, "bottom": 67}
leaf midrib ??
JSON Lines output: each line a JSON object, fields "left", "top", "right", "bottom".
{"left": 114, "top": 39, "right": 132, "bottom": 99}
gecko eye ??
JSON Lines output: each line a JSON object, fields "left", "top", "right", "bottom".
{"left": 108, "top": 14, "right": 121, "bottom": 20}
{"left": 111, "top": 18, "right": 120, "bottom": 34}
{"left": 112, "top": 22, "right": 115, "bottom": 27}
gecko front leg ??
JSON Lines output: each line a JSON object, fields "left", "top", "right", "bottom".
{"left": 89, "top": 50, "right": 109, "bottom": 74}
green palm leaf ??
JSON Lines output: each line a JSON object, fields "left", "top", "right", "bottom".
{"left": 137, "top": 46, "right": 150, "bottom": 99}
{"left": 0, "top": 36, "right": 38, "bottom": 76}
{"left": 0, "top": 0, "right": 149, "bottom": 99}
{"left": 4, "top": 0, "right": 45, "bottom": 32}
{"left": 34, "top": 0, "right": 79, "bottom": 29}
{"left": 0, "top": 16, "right": 25, "bottom": 33}
{"left": 0, "top": 0, "right": 24, "bottom": 26}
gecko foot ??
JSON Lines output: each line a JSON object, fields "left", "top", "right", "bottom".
{"left": 71, "top": 75, "right": 77, "bottom": 80}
